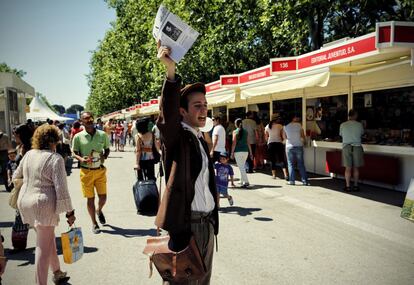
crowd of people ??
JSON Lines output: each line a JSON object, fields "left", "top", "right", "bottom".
{"left": 0, "top": 45, "right": 365, "bottom": 285}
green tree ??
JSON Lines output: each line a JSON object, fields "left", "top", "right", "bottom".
{"left": 87, "top": 0, "right": 414, "bottom": 116}
{"left": 0, "top": 62, "right": 27, "bottom": 78}
{"left": 53, "top": 104, "right": 66, "bottom": 114}
{"left": 66, "top": 104, "right": 84, "bottom": 114}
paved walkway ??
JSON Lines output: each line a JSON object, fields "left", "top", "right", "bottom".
{"left": 1, "top": 145, "right": 413, "bottom": 284}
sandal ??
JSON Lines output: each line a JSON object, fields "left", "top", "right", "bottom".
{"left": 343, "top": 186, "right": 352, "bottom": 192}
{"left": 53, "top": 270, "right": 69, "bottom": 284}
{"left": 353, "top": 185, "right": 360, "bottom": 192}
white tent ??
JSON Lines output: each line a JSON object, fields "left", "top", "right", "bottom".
{"left": 27, "top": 95, "right": 72, "bottom": 122}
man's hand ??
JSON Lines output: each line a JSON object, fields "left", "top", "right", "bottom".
{"left": 157, "top": 40, "right": 175, "bottom": 80}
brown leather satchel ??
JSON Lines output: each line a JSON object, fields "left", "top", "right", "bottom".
{"left": 143, "top": 161, "right": 206, "bottom": 282}
{"left": 143, "top": 235, "right": 206, "bottom": 282}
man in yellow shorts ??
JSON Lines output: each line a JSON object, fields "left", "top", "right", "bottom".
{"left": 72, "top": 111, "right": 110, "bottom": 234}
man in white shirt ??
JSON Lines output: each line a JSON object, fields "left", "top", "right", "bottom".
{"left": 155, "top": 43, "right": 219, "bottom": 284}
{"left": 210, "top": 116, "right": 226, "bottom": 162}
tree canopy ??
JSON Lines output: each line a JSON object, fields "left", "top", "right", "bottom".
{"left": 87, "top": 0, "right": 414, "bottom": 116}
{"left": 0, "top": 62, "right": 27, "bottom": 78}
{"left": 53, "top": 104, "right": 66, "bottom": 114}
{"left": 66, "top": 104, "right": 85, "bottom": 114}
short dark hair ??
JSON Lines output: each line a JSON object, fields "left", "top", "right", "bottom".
{"left": 214, "top": 116, "right": 221, "bottom": 123}
{"left": 136, "top": 118, "right": 149, "bottom": 134}
{"left": 81, "top": 111, "right": 93, "bottom": 118}
{"left": 348, "top": 109, "right": 357, "bottom": 117}
{"left": 73, "top": 121, "right": 81, "bottom": 128}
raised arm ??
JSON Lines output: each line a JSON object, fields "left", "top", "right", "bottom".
{"left": 156, "top": 42, "right": 182, "bottom": 150}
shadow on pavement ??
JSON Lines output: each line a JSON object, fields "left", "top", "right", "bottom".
{"left": 99, "top": 224, "right": 157, "bottom": 237}
{"left": 219, "top": 206, "right": 262, "bottom": 216}
{"left": 306, "top": 174, "right": 406, "bottom": 207}
{"left": 261, "top": 168, "right": 405, "bottom": 207}
{"left": 5, "top": 247, "right": 35, "bottom": 266}
{"left": 234, "top": 184, "right": 281, "bottom": 191}
{"left": 254, "top": 217, "right": 274, "bottom": 222}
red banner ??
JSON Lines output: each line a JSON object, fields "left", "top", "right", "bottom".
{"left": 378, "top": 26, "right": 391, "bottom": 43}
{"left": 150, "top": 99, "right": 159, "bottom": 105}
{"left": 298, "top": 36, "right": 376, "bottom": 69}
{"left": 271, "top": 59, "right": 297, "bottom": 73}
{"left": 239, "top": 66, "right": 270, "bottom": 84}
{"left": 395, "top": 26, "right": 414, "bottom": 43}
{"left": 221, "top": 75, "right": 239, "bottom": 86}
{"left": 142, "top": 102, "right": 150, "bottom": 107}
{"left": 206, "top": 81, "right": 221, "bottom": 93}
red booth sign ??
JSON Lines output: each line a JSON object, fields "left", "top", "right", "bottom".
{"left": 206, "top": 81, "right": 221, "bottom": 93}
{"left": 298, "top": 35, "right": 377, "bottom": 70}
{"left": 220, "top": 75, "right": 239, "bottom": 87}
{"left": 271, "top": 58, "right": 297, "bottom": 74}
{"left": 150, "top": 99, "right": 159, "bottom": 105}
{"left": 142, "top": 102, "right": 150, "bottom": 107}
{"left": 239, "top": 66, "right": 271, "bottom": 84}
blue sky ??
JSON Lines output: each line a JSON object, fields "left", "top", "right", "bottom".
{"left": 0, "top": 0, "right": 116, "bottom": 108}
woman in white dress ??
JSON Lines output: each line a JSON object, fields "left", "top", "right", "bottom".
{"left": 13, "top": 124, "right": 76, "bottom": 285}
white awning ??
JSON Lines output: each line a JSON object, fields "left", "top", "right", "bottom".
{"left": 139, "top": 105, "right": 159, "bottom": 115}
{"left": 241, "top": 70, "right": 330, "bottom": 99}
{"left": 27, "top": 95, "right": 72, "bottom": 122}
{"left": 206, "top": 89, "right": 235, "bottom": 106}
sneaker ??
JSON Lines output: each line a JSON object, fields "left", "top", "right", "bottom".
{"left": 241, "top": 183, "right": 251, "bottom": 189}
{"left": 228, "top": 196, "right": 234, "bottom": 206}
{"left": 97, "top": 211, "right": 106, "bottom": 225}
{"left": 286, "top": 181, "right": 295, "bottom": 185}
{"left": 52, "top": 270, "right": 69, "bottom": 284}
{"left": 92, "top": 224, "right": 100, "bottom": 234}
{"left": 302, "top": 181, "right": 310, "bottom": 186}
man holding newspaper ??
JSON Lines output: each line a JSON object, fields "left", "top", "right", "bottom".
{"left": 153, "top": 6, "right": 218, "bottom": 285}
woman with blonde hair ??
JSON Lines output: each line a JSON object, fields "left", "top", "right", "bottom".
{"left": 13, "top": 124, "right": 76, "bottom": 285}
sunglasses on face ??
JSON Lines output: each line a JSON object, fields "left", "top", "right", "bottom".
{"left": 83, "top": 117, "right": 94, "bottom": 123}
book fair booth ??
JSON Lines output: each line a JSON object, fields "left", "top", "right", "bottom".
{"left": 103, "top": 21, "right": 414, "bottom": 192}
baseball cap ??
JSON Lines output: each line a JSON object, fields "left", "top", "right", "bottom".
{"left": 180, "top": 82, "right": 206, "bottom": 98}
{"left": 219, "top": 151, "right": 229, "bottom": 158}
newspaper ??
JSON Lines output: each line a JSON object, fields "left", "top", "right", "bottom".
{"left": 153, "top": 5, "right": 199, "bottom": 63}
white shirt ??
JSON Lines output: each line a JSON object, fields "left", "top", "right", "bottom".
{"left": 265, "top": 123, "right": 283, "bottom": 143}
{"left": 212, "top": 124, "right": 226, "bottom": 153}
{"left": 284, "top": 122, "right": 303, "bottom": 148}
{"left": 181, "top": 122, "right": 215, "bottom": 213}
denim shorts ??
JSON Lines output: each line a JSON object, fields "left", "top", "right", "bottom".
{"left": 216, "top": 185, "right": 228, "bottom": 196}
